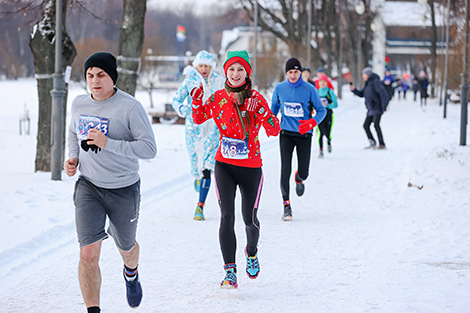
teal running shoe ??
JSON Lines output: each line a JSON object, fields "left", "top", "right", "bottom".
{"left": 220, "top": 263, "right": 238, "bottom": 289}
{"left": 193, "top": 202, "right": 205, "bottom": 221}
{"left": 245, "top": 248, "right": 260, "bottom": 279}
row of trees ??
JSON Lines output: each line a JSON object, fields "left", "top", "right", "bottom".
{"left": 3, "top": 0, "right": 468, "bottom": 91}
{"left": 0, "top": 0, "right": 149, "bottom": 172}
{"left": 238, "top": 0, "right": 468, "bottom": 94}
{"left": 0, "top": 0, "right": 240, "bottom": 81}
{"left": 0, "top": 0, "right": 239, "bottom": 173}
{"left": 0, "top": 0, "right": 469, "bottom": 173}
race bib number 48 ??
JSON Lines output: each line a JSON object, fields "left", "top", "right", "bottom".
{"left": 221, "top": 137, "right": 249, "bottom": 160}
{"left": 77, "top": 115, "right": 109, "bottom": 140}
{"left": 284, "top": 102, "right": 304, "bottom": 117}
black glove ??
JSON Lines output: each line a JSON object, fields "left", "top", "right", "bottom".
{"left": 81, "top": 139, "right": 101, "bottom": 154}
{"left": 89, "top": 144, "right": 101, "bottom": 154}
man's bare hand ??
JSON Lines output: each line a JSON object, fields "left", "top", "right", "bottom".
{"left": 64, "top": 158, "right": 78, "bottom": 177}
{"left": 87, "top": 128, "right": 107, "bottom": 149}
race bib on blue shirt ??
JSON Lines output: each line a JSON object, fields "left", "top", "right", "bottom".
{"left": 284, "top": 102, "right": 304, "bottom": 117}
{"left": 77, "top": 115, "right": 109, "bottom": 140}
{"left": 221, "top": 137, "right": 249, "bottom": 159}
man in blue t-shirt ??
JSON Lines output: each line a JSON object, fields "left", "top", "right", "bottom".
{"left": 271, "top": 58, "right": 326, "bottom": 221}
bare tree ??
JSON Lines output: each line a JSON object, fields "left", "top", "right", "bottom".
{"left": 426, "top": 0, "right": 439, "bottom": 98}
{"left": 447, "top": 0, "right": 470, "bottom": 91}
{"left": 28, "top": 0, "right": 76, "bottom": 172}
{"left": 239, "top": 0, "right": 311, "bottom": 65}
{"left": 237, "top": 0, "right": 375, "bottom": 86}
{"left": 0, "top": 4, "right": 32, "bottom": 78}
{"left": 116, "top": 0, "right": 146, "bottom": 96}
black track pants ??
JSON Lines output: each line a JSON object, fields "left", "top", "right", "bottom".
{"left": 279, "top": 132, "right": 312, "bottom": 201}
{"left": 214, "top": 161, "right": 263, "bottom": 264}
{"left": 363, "top": 114, "right": 385, "bottom": 146}
{"left": 318, "top": 109, "right": 333, "bottom": 149}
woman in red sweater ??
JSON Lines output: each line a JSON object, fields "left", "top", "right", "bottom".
{"left": 191, "top": 50, "right": 280, "bottom": 289}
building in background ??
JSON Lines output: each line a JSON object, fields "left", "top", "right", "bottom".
{"left": 219, "top": 26, "right": 289, "bottom": 88}
{"left": 372, "top": 0, "right": 447, "bottom": 80}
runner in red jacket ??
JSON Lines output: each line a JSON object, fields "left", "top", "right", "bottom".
{"left": 191, "top": 50, "right": 280, "bottom": 289}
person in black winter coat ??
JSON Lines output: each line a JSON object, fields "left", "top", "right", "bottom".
{"left": 417, "top": 70, "right": 430, "bottom": 106}
{"left": 349, "top": 67, "right": 390, "bottom": 149}
{"left": 412, "top": 77, "right": 419, "bottom": 102}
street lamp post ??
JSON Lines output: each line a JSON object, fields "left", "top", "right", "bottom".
{"left": 337, "top": 0, "right": 344, "bottom": 99}
{"left": 356, "top": 25, "right": 363, "bottom": 85}
{"left": 253, "top": 0, "right": 258, "bottom": 87}
{"left": 50, "top": 0, "right": 65, "bottom": 180}
{"left": 460, "top": 0, "right": 469, "bottom": 146}
{"left": 307, "top": 0, "right": 312, "bottom": 70}
{"left": 355, "top": 2, "right": 366, "bottom": 86}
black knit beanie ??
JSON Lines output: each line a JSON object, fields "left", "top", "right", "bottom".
{"left": 83, "top": 52, "right": 118, "bottom": 85}
{"left": 285, "top": 58, "right": 302, "bottom": 73}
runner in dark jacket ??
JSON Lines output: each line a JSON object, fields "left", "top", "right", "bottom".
{"left": 349, "top": 67, "right": 390, "bottom": 149}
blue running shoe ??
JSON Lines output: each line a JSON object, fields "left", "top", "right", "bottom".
{"left": 245, "top": 248, "right": 260, "bottom": 279}
{"left": 220, "top": 263, "right": 238, "bottom": 289}
{"left": 123, "top": 269, "right": 142, "bottom": 308}
{"left": 194, "top": 179, "right": 201, "bottom": 192}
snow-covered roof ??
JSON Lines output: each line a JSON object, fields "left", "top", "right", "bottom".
{"left": 380, "top": 1, "right": 445, "bottom": 27}
{"left": 220, "top": 28, "right": 240, "bottom": 54}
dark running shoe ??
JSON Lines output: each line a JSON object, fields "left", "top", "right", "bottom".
{"left": 124, "top": 270, "right": 142, "bottom": 308}
{"left": 294, "top": 171, "right": 305, "bottom": 197}
{"left": 282, "top": 204, "right": 293, "bottom": 221}
{"left": 364, "top": 139, "right": 377, "bottom": 150}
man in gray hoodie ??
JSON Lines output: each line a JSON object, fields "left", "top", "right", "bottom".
{"left": 64, "top": 52, "right": 157, "bottom": 313}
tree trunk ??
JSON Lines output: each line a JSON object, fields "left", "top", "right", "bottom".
{"left": 29, "top": 0, "right": 76, "bottom": 172}
{"left": 324, "top": 26, "right": 334, "bottom": 76}
{"left": 286, "top": 38, "right": 306, "bottom": 62}
{"left": 116, "top": 0, "right": 146, "bottom": 96}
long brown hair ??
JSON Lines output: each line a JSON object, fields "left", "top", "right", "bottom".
{"left": 225, "top": 77, "right": 253, "bottom": 138}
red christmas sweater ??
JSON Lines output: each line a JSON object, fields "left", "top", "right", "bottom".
{"left": 192, "top": 88, "right": 280, "bottom": 168}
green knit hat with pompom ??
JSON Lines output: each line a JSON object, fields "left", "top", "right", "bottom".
{"left": 223, "top": 50, "right": 252, "bottom": 76}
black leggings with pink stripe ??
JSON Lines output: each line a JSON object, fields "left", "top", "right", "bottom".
{"left": 214, "top": 161, "right": 263, "bottom": 264}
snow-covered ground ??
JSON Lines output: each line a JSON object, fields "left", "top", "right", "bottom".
{"left": 0, "top": 78, "right": 469, "bottom": 313}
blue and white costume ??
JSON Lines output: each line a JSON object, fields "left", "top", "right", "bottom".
{"left": 172, "top": 51, "right": 224, "bottom": 179}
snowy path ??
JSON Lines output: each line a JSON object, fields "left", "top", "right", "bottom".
{"left": 1, "top": 81, "right": 469, "bottom": 312}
